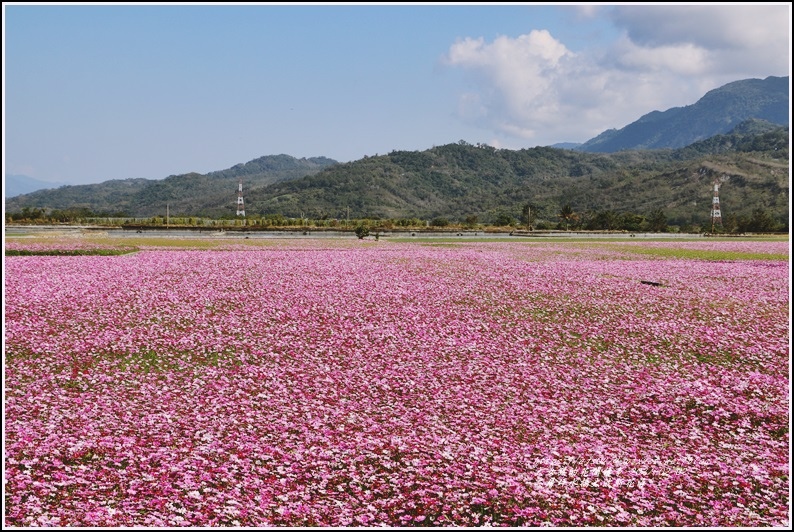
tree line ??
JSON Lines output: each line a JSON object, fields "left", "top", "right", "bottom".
{"left": 6, "top": 204, "right": 785, "bottom": 234}
{"left": 6, "top": 207, "right": 130, "bottom": 223}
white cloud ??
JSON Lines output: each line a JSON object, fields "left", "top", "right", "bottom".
{"left": 441, "top": 5, "right": 791, "bottom": 147}
{"left": 610, "top": 5, "right": 789, "bottom": 52}
{"left": 443, "top": 30, "right": 582, "bottom": 141}
{"left": 612, "top": 38, "right": 711, "bottom": 76}
{"left": 610, "top": 4, "right": 790, "bottom": 78}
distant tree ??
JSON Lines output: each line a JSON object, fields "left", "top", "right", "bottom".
{"left": 722, "top": 213, "right": 739, "bottom": 233}
{"left": 521, "top": 204, "right": 536, "bottom": 230}
{"left": 354, "top": 223, "right": 370, "bottom": 239}
{"left": 396, "top": 217, "right": 424, "bottom": 228}
{"left": 739, "top": 208, "right": 778, "bottom": 233}
{"left": 430, "top": 217, "right": 449, "bottom": 227}
{"left": 648, "top": 209, "right": 668, "bottom": 232}
{"left": 13, "top": 207, "right": 47, "bottom": 221}
{"left": 620, "top": 212, "right": 645, "bottom": 232}
{"left": 493, "top": 211, "right": 515, "bottom": 227}
{"left": 584, "top": 210, "right": 619, "bottom": 231}
{"left": 535, "top": 220, "right": 553, "bottom": 230}
{"left": 464, "top": 215, "right": 478, "bottom": 228}
{"left": 559, "top": 204, "right": 575, "bottom": 230}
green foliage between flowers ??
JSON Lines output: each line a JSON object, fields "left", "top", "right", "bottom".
{"left": 5, "top": 248, "right": 138, "bottom": 257}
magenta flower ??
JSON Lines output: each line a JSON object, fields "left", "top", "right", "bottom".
{"left": 4, "top": 239, "right": 789, "bottom": 526}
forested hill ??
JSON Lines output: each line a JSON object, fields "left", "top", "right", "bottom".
{"left": 5, "top": 154, "right": 338, "bottom": 217}
{"left": 577, "top": 75, "right": 789, "bottom": 152}
{"left": 5, "top": 123, "right": 789, "bottom": 231}
{"left": 242, "top": 122, "right": 787, "bottom": 229}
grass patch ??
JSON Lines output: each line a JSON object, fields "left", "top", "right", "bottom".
{"left": 5, "top": 248, "right": 138, "bottom": 256}
{"left": 93, "top": 237, "right": 229, "bottom": 249}
{"left": 4, "top": 347, "right": 42, "bottom": 364}
{"left": 390, "top": 237, "right": 517, "bottom": 243}
{"left": 609, "top": 246, "right": 788, "bottom": 261}
{"left": 110, "top": 348, "right": 242, "bottom": 373}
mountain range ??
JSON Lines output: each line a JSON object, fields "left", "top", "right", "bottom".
{"left": 574, "top": 75, "right": 789, "bottom": 152}
{"left": 5, "top": 76, "right": 789, "bottom": 229}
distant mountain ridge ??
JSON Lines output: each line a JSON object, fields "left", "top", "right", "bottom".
{"left": 576, "top": 75, "right": 789, "bottom": 152}
{"left": 4, "top": 174, "right": 68, "bottom": 198}
{"left": 5, "top": 123, "right": 788, "bottom": 229}
{"left": 5, "top": 155, "right": 338, "bottom": 217}
{"left": 5, "top": 76, "right": 789, "bottom": 229}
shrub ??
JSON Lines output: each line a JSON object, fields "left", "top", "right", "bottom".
{"left": 355, "top": 224, "right": 370, "bottom": 239}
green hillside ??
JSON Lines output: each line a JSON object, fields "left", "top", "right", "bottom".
{"left": 243, "top": 124, "right": 788, "bottom": 230}
{"left": 5, "top": 125, "right": 789, "bottom": 232}
{"left": 5, "top": 155, "right": 338, "bottom": 218}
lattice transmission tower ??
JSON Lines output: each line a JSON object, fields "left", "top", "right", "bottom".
{"left": 710, "top": 179, "right": 722, "bottom": 233}
{"left": 236, "top": 179, "right": 246, "bottom": 217}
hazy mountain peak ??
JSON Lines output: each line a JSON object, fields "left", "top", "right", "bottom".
{"left": 576, "top": 75, "right": 789, "bottom": 152}
{"left": 4, "top": 174, "right": 68, "bottom": 199}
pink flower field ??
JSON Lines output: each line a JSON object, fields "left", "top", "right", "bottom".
{"left": 4, "top": 239, "right": 790, "bottom": 526}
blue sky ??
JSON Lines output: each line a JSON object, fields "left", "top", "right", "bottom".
{"left": 3, "top": 3, "right": 791, "bottom": 186}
